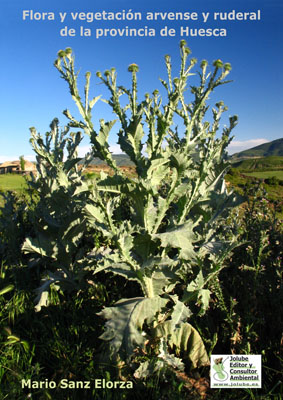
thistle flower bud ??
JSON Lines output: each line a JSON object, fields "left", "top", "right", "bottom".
{"left": 153, "top": 89, "right": 159, "bottom": 96}
{"left": 85, "top": 71, "right": 91, "bottom": 81}
{"left": 128, "top": 63, "right": 139, "bottom": 73}
{"left": 213, "top": 59, "right": 224, "bottom": 68}
{"left": 145, "top": 93, "right": 150, "bottom": 99}
{"left": 179, "top": 40, "right": 187, "bottom": 48}
{"left": 96, "top": 71, "right": 102, "bottom": 78}
{"left": 104, "top": 70, "right": 110, "bottom": 77}
{"left": 184, "top": 47, "right": 191, "bottom": 55}
{"left": 229, "top": 115, "right": 238, "bottom": 125}
{"left": 64, "top": 47, "right": 73, "bottom": 61}
{"left": 110, "top": 67, "right": 116, "bottom": 73}
{"left": 57, "top": 50, "right": 66, "bottom": 58}
{"left": 165, "top": 54, "right": 171, "bottom": 63}
{"left": 54, "top": 58, "right": 61, "bottom": 68}
{"left": 173, "top": 78, "right": 179, "bottom": 86}
{"left": 190, "top": 58, "right": 197, "bottom": 65}
{"left": 63, "top": 109, "right": 73, "bottom": 120}
{"left": 224, "top": 63, "right": 232, "bottom": 72}
{"left": 216, "top": 101, "right": 224, "bottom": 108}
{"left": 200, "top": 60, "right": 208, "bottom": 69}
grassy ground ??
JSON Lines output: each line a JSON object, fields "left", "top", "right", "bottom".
{"left": 231, "top": 155, "right": 283, "bottom": 171}
{"left": 244, "top": 170, "right": 283, "bottom": 180}
{"left": 225, "top": 170, "right": 283, "bottom": 218}
{"left": 0, "top": 174, "right": 29, "bottom": 208}
{"left": 0, "top": 174, "right": 28, "bottom": 191}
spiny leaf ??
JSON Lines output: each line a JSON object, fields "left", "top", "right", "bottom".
{"left": 89, "top": 95, "right": 101, "bottom": 110}
{"left": 84, "top": 204, "right": 106, "bottom": 224}
{"left": 143, "top": 196, "right": 157, "bottom": 233}
{"left": 134, "top": 360, "right": 165, "bottom": 379}
{"left": 158, "top": 338, "right": 185, "bottom": 370}
{"left": 155, "top": 320, "right": 210, "bottom": 368}
{"left": 182, "top": 270, "right": 211, "bottom": 315}
{"left": 153, "top": 222, "right": 198, "bottom": 260}
{"left": 22, "top": 236, "right": 55, "bottom": 258}
{"left": 169, "top": 297, "right": 192, "bottom": 327}
{"left": 146, "top": 157, "right": 170, "bottom": 189}
{"left": 98, "top": 296, "right": 169, "bottom": 359}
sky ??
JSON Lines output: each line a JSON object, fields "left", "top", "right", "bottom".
{"left": 0, "top": 0, "right": 282, "bottom": 162}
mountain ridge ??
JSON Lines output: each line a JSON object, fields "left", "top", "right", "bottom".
{"left": 231, "top": 138, "right": 283, "bottom": 160}
{"left": 82, "top": 138, "right": 283, "bottom": 166}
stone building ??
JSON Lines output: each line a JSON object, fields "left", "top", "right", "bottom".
{"left": 0, "top": 160, "right": 36, "bottom": 175}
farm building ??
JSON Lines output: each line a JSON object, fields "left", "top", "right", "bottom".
{"left": 0, "top": 160, "right": 36, "bottom": 175}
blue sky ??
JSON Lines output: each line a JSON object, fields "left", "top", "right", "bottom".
{"left": 0, "top": 0, "right": 282, "bottom": 162}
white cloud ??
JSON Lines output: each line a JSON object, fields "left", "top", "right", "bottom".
{"left": 77, "top": 144, "right": 123, "bottom": 158}
{"left": 109, "top": 144, "right": 123, "bottom": 154}
{"left": 227, "top": 138, "right": 269, "bottom": 154}
{"left": 77, "top": 145, "right": 92, "bottom": 158}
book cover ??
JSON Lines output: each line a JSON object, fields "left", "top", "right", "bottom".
{"left": 0, "top": 1, "right": 282, "bottom": 399}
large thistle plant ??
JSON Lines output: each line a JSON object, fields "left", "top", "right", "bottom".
{"left": 23, "top": 40, "right": 241, "bottom": 373}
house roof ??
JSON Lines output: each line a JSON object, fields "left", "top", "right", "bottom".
{"left": 0, "top": 160, "right": 36, "bottom": 169}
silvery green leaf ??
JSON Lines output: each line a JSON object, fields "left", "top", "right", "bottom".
{"left": 182, "top": 270, "right": 211, "bottom": 314}
{"left": 62, "top": 215, "right": 85, "bottom": 245}
{"left": 170, "top": 298, "right": 192, "bottom": 328}
{"left": 186, "top": 270, "right": 205, "bottom": 293}
{"left": 199, "top": 289, "right": 211, "bottom": 315}
{"left": 170, "top": 152, "right": 192, "bottom": 175}
{"left": 158, "top": 338, "right": 185, "bottom": 371}
{"left": 22, "top": 237, "right": 47, "bottom": 257}
{"left": 98, "top": 296, "right": 169, "bottom": 359}
{"left": 101, "top": 262, "right": 139, "bottom": 281}
{"left": 34, "top": 277, "right": 53, "bottom": 312}
{"left": 84, "top": 204, "right": 106, "bottom": 224}
{"left": 96, "top": 119, "right": 116, "bottom": 148}
{"left": 146, "top": 157, "right": 170, "bottom": 189}
{"left": 63, "top": 158, "right": 82, "bottom": 172}
{"left": 97, "top": 174, "right": 134, "bottom": 194}
{"left": 74, "top": 181, "right": 90, "bottom": 196}
{"left": 155, "top": 320, "right": 209, "bottom": 368}
{"left": 143, "top": 196, "right": 157, "bottom": 233}
{"left": 142, "top": 274, "right": 167, "bottom": 297}
{"left": 90, "top": 248, "right": 139, "bottom": 281}
{"left": 133, "top": 360, "right": 165, "bottom": 379}
{"left": 89, "top": 95, "right": 101, "bottom": 110}
{"left": 34, "top": 290, "right": 49, "bottom": 313}
{"left": 153, "top": 222, "right": 197, "bottom": 260}
{"left": 22, "top": 235, "right": 57, "bottom": 259}
{"left": 118, "top": 233, "right": 134, "bottom": 257}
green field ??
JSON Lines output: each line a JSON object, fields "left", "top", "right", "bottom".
{"left": 0, "top": 174, "right": 27, "bottom": 191}
{"left": 243, "top": 170, "right": 283, "bottom": 180}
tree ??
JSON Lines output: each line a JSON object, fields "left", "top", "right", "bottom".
{"left": 19, "top": 155, "right": 25, "bottom": 172}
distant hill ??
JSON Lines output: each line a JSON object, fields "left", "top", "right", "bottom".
{"left": 231, "top": 156, "right": 283, "bottom": 172}
{"left": 83, "top": 138, "right": 283, "bottom": 167}
{"left": 231, "top": 138, "right": 283, "bottom": 160}
{"left": 80, "top": 154, "right": 134, "bottom": 167}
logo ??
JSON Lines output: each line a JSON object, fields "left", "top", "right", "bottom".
{"left": 212, "top": 357, "right": 229, "bottom": 381}
{"left": 210, "top": 355, "right": 262, "bottom": 389}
